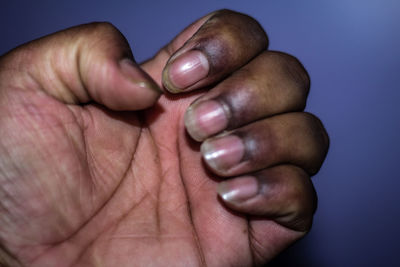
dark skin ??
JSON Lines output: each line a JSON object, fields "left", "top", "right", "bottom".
{"left": 0, "top": 10, "right": 329, "bottom": 266}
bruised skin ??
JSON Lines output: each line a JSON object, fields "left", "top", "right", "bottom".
{"left": 0, "top": 10, "right": 329, "bottom": 267}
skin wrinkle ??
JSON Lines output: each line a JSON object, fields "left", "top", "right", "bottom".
{"left": 53, "top": 107, "right": 90, "bottom": 225}
{"left": 0, "top": 242, "right": 21, "bottom": 267}
{"left": 77, "top": 107, "right": 98, "bottom": 214}
{"left": 66, "top": 105, "right": 94, "bottom": 212}
{"left": 30, "top": 109, "right": 142, "bottom": 265}
{"left": 0, "top": 180, "right": 19, "bottom": 237}
{"left": 142, "top": 104, "right": 206, "bottom": 265}
{"left": 0, "top": 109, "right": 63, "bottom": 244}
{"left": 49, "top": 51, "right": 79, "bottom": 104}
{"left": 33, "top": 125, "right": 143, "bottom": 267}
{"left": 83, "top": 108, "right": 113, "bottom": 190}
{"left": 146, "top": 128, "right": 163, "bottom": 237}
{"left": 96, "top": 158, "right": 152, "bottom": 249}
{"left": 143, "top": 104, "right": 201, "bottom": 233}
{"left": 71, "top": 115, "right": 201, "bottom": 265}
{"left": 176, "top": 120, "right": 207, "bottom": 267}
{"left": 248, "top": 226, "right": 266, "bottom": 266}
{"left": 72, "top": 191, "right": 151, "bottom": 267}
{"left": 108, "top": 234, "right": 193, "bottom": 240}
{"left": 131, "top": 127, "right": 162, "bottom": 208}
{"left": 247, "top": 220, "right": 257, "bottom": 267}
{"left": 75, "top": 41, "right": 90, "bottom": 104}
{"left": 0, "top": 144, "right": 21, "bottom": 220}
{"left": 0, "top": 112, "right": 26, "bottom": 226}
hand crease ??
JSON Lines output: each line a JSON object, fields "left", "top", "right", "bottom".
{"left": 143, "top": 127, "right": 163, "bottom": 237}
{"left": 176, "top": 122, "right": 208, "bottom": 267}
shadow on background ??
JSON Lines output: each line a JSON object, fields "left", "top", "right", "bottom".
{"left": 264, "top": 233, "right": 321, "bottom": 267}
{"left": 268, "top": 246, "right": 318, "bottom": 267}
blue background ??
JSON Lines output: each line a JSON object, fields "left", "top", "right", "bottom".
{"left": 1, "top": 0, "right": 399, "bottom": 266}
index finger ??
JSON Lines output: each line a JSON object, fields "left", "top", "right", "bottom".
{"left": 162, "top": 9, "right": 269, "bottom": 93}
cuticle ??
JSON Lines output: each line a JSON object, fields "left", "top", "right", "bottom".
{"left": 215, "top": 95, "right": 235, "bottom": 128}
{"left": 233, "top": 131, "right": 252, "bottom": 163}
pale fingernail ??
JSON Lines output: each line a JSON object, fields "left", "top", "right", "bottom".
{"left": 163, "top": 50, "right": 209, "bottom": 93}
{"left": 184, "top": 100, "right": 229, "bottom": 141}
{"left": 218, "top": 176, "right": 259, "bottom": 204}
{"left": 201, "top": 135, "right": 245, "bottom": 172}
{"left": 119, "top": 58, "right": 162, "bottom": 93}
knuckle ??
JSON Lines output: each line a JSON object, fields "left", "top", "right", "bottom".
{"left": 89, "top": 21, "right": 119, "bottom": 34}
{"left": 287, "top": 167, "right": 317, "bottom": 231}
{"left": 295, "top": 195, "right": 317, "bottom": 232}
{"left": 196, "top": 10, "right": 268, "bottom": 72}
{"left": 76, "top": 22, "right": 130, "bottom": 56}
{"left": 302, "top": 112, "right": 330, "bottom": 174}
{"left": 80, "top": 22, "right": 123, "bottom": 42}
{"left": 304, "top": 112, "right": 330, "bottom": 150}
{"left": 270, "top": 51, "right": 310, "bottom": 97}
{"left": 214, "top": 9, "right": 261, "bottom": 26}
{"left": 287, "top": 213, "right": 314, "bottom": 233}
{"left": 273, "top": 165, "right": 317, "bottom": 232}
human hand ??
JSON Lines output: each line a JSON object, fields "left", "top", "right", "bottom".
{"left": 0, "top": 10, "right": 329, "bottom": 266}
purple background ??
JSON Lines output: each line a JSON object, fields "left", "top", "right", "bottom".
{"left": 1, "top": 1, "right": 399, "bottom": 266}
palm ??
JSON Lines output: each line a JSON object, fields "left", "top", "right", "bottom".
{"left": 1, "top": 82, "right": 282, "bottom": 266}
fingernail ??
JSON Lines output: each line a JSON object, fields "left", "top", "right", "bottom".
{"left": 201, "top": 135, "right": 245, "bottom": 172}
{"left": 184, "top": 100, "right": 229, "bottom": 141}
{"left": 163, "top": 50, "right": 209, "bottom": 92}
{"left": 218, "top": 176, "right": 259, "bottom": 204}
{"left": 119, "top": 58, "right": 162, "bottom": 94}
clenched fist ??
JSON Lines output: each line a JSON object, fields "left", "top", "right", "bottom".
{"left": 0, "top": 10, "right": 328, "bottom": 266}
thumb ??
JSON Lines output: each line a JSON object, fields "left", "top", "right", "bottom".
{"left": 0, "top": 22, "right": 161, "bottom": 110}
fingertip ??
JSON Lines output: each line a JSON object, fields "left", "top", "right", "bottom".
{"left": 117, "top": 58, "right": 163, "bottom": 110}
{"left": 184, "top": 104, "right": 205, "bottom": 141}
{"left": 162, "top": 50, "right": 210, "bottom": 93}
{"left": 217, "top": 166, "right": 316, "bottom": 232}
{"left": 201, "top": 134, "right": 245, "bottom": 176}
{"left": 119, "top": 58, "right": 162, "bottom": 94}
{"left": 217, "top": 176, "right": 259, "bottom": 206}
{"left": 184, "top": 99, "right": 229, "bottom": 142}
